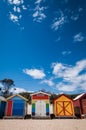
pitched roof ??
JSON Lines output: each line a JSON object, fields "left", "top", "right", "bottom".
{"left": 54, "top": 94, "right": 73, "bottom": 101}
{"left": 30, "top": 91, "right": 51, "bottom": 96}
{"left": 0, "top": 96, "right": 6, "bottom": 101}
{"left": 6, "top": 94, "right": 28, "bottom": 101}
{"left": 73, "top": 93, "right": 86, "bottom": 100}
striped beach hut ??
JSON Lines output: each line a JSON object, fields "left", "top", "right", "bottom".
{"left": 54, "top": 94, "right": 74, "bottom": 117}
{"left": 0, "top": 96, "right": 6, "bottom": 118}
{"left": 5, "top": 94, "right": 28, "bottom": 118}
{"left": 31, "top": 91, "right": 50, "bottom": 118}
{"left": 73, "top": 93, "right": 86, "bottom": 118}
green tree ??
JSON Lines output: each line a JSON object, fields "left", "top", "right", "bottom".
{"left": 0, "top": 78, "right": 15, "bottom": 97}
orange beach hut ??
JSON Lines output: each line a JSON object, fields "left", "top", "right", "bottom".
{"left": 54, "top": 94, "right": 74, "bottom": 117}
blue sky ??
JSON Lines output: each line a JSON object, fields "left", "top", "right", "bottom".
{"left": 0, "top": 0, "right": 86, "bottom": 94}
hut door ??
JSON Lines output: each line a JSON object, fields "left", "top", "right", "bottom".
{"left": 35, "top": 100, "right": 46, "bottom": 117}
{"left": 81, "top": 99, "right": 86, "bottom": 114}
{"left": 6, "top": 100, "right": 13, "bottom": 116}
{"left": 56, "top": 101, "right": 73, "bottom": 116}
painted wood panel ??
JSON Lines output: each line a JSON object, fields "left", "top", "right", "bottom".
{"left": 35, "top": 100, "right": 46, "bottom": 117}
{"left": 32, "top": 95, "right": 49, "bottom": 100}
{"left": 6, "top": 95, "right": 28, "bottom": 117}
{"left": 0, "top": 102, "right": 6, "bottom": 118}
{"left": 81, "top": 99, "right": 86, "bottom": 114}
{"left": 12, "top": 100, "right": 25, "bottom": 116}
{"left": 54, "top": 94, "right": 74, "bottom": 117}
{"left": 31, "top": 92, "right": 50, "bottom": 117}
{"left": 6, "top": 100, "right": 13, "bottom": 116}
{"left": 27, "top": 104, "right": 31, "bottom": 115}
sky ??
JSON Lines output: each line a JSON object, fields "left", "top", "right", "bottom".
{"left": 0, "top": 0, "right": 86, "bottom": 94}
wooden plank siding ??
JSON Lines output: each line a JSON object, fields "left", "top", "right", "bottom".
{"left": 31, "top": 91, "right": 50, "bottom": 118}
{"left": 74, "top": 93, "right": 86, "bottom": 118}
{"left": 5, "top": 94, "right": 28, "bottom": 118}
{"left": 54, "top": 94, "right": 74, "bottom": 117}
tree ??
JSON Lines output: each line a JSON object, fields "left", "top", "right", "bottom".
{"left": 0, "top": 78, "right": 15, "bottom": 97}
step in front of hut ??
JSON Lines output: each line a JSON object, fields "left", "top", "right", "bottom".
{"left": 3, "top": 116, "right": 24, "bottom": 119}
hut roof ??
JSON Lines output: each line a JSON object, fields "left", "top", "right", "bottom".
{"left": 73, "top": 93, "right": 86, "bottom": 100}
{"left": 0, "top": 96, "right": 6, "bottom": 101}
{"left": 54, "top": 94, "right": 73, "bottom": 101}
{"left": 6, "top": 94, "right": 28, "bottom": 101}
{"left": 31, "top": 91, "right": 51, "bottom": 96}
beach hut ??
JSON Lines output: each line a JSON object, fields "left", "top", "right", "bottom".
{"left": 5, "top": 94, "right": 28, "bottom": 118}
{"left": 31, "top": 91, "right": 50, "bottom": 118}
{"left": 73, "top": 93, "right": 86, "bottom": 118}
{"left": 0, "top": 96, "right": 6, "bottom": 118}
{"left": 54, "top": 94, "right": 74, "bottom": 117}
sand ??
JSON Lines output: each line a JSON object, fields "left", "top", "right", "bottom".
{"left": 0, "top": 119, "right": 86, "bottom": 130}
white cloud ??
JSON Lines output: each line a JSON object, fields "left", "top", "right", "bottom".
{"left": 62, "top": 51, "right": 71, "bottom": 56}
{"left": 9, "top": 13, "right": 19, "bottom": 22}
{"left": 10, "top": 87, "right": 26, "bottom": 94}
{"left": 51, "top": 11, "right": 66, "bottom": 31}
{"left": 35, "top": 0, "right": 42, "bottom": 4}
{"left": 52, "top": 62, "right": 66, "bottom": 76}
{"left": 8, "top": 0, "right": 24, "bottom": 5}
{"left": 32, "top": 1, "right": 47, "bottom": 22}
{"left": 73, "top": 32, "right": 86, "bottom": 42}
{"left": 78, "top": 8, "right": 83, "bottom": 12}
{"left": 22, "top": 5, "right": 27, "bottom": 10}
{"left": 9, "top": 12, "right": 22, "bottom": 23}
{"left": 56, "top": 83, "right": 77, "bottom": 92}
{"left": 52, "top": 59, "right": 86, "bottom": 92}
{"left": 23, "top": 68, "right": 46, "bottom": 79}
{"left": 13, "top": 6, "right": 21, "bottom": 13}
{"left": 55, "top": 36, "right": 61, "bottom": 42}
{"left": 40, "top": 79, "right": 54, "bottom": 86}
{"left": 71, "top": 14, "right": 79, "bottom": 21}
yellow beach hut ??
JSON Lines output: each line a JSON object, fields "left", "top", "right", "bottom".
{"left": 54, "top": 94, "right": 74, "bottom": 117}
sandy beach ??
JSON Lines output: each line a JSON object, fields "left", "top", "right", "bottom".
{"left": 0, "top": 119, "right": 86, "bottom": 130}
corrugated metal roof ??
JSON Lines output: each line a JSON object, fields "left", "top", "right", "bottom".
{"left": 73, "top": 93, "right": 85, "bottom": 100}
{"left": 0, "top": 96, "right": 6, "bottom": 101}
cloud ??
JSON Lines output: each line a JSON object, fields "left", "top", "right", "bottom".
{"left": 7, "top": 0, "right": 27, "bottom": 25}
{"left": 51, "top": 11, "right": 66, "bottom": 31}
{"left": 35, "top": 0, "right": 42, "bottom": 4}
{"left": 78, "top": 8, "right": 83, "bottom": 12}
{"left": 56, "top": 83, "right": 77, "bottom": 92}
{"left": 71, "top": 14, "right": 79, "bottom": 21}
{"left": 52, "top": 62, "right": 67, "bottom": 76}
{"left": 40, "top": 79, "right": 54, "bottom": 86}
{"left": 10, "top": 87, "right": 26, "bottom": 94}
{"left": 13, "top": 6, "right": 21, "bottom": 13}
{"left": 52, "top": 59, "right": 86, "bottom": 92}
{"left": 32, "top": 0, "right": 47, "bottom": 22}
{"left": 8, "top": 0, "right": 24, "bottom": 5}
{"left": 73, "top": 32, "right": 86, "bottom": 42}
{"left": 9, "top": 12, "right": 22, "bottom": 23}
{"left": 22, "top": 5, "right": 27, "bottom": 10}
{"left": 23, "top": 68, "right": 46, "bottom": 79}
{"left": 62, "top": 51, "right": 71, "bottom": 56}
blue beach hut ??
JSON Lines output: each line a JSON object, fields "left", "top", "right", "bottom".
{"left": 5, "top": 94, "right": 28, "bottom": 118}
{"left": 0, "top": 96, "right": 6, "bottom": 118}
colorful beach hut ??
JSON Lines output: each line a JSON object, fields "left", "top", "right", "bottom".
{"left": 73, "top": 93, "right": 86, "bottom": 118}
{"left": 5, "top": 94, "right": 28, "bottom": 118}
{"left": 31, "top": 91, "right": 50, "bottom": 118}
{"left": 0, "top": 96, "right": 6, "bottom": 118}
{"left": 54, "top": 94, "right": 74, "bottom": 117}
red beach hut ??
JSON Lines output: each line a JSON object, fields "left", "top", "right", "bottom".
{"left": 73, "top": 93, "right": 86, "bottom": 118}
